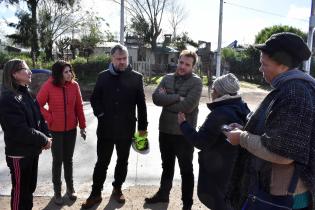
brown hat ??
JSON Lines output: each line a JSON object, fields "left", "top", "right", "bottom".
{"left": 254, "top": 32, "right": 311, "bottom": 67}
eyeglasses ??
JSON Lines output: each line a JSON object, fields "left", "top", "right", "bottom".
{"left": 17, "top": 68, "right": 31, "bottom": 72}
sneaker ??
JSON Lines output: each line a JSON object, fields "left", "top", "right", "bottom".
{"left": 144, "top": 191, "right": 169, "bottom": 204}
{"left": 66, "top": 188, "right": 77, "bottom": 201}
{"left": 111, "top": 187, "right": 125, "bottom": 204}
{"left": 53, "top": 193, "right": 63, "bottom": 205}
{"left": 81, "top": 195, "right": 102, "bottom": 209}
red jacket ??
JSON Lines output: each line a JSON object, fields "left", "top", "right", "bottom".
{"left": 37, "top": 77, "right": 86, "bottom": 132}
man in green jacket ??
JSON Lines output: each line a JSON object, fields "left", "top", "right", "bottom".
{"left": 145, "top": 50, "right": 202, "bottom": 210}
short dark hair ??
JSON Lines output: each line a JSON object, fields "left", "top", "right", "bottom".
{"left": 110, "top": 44, "right": 128, "bottom": 56}
{"left": 179, "top": 50, "right": 198, "bottom": 66}
{"left": 51, "top": 60, "right": 76, "bottom": 86}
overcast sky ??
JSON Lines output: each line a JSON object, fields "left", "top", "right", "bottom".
{"left": 0, "top": 0, "right": 311, "bottom": 50}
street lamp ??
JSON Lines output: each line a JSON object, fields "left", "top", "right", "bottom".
{"left": 120, "top": 0, "right": 125, "bottom": 44}
{"left": 305, "top": 0, "right": 315, "bottom": 74}
{"left": 216, "top": 0, "right": 223, "bottom": 77}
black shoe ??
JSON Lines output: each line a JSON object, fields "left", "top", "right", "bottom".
{"left": 66, "top": 188, "right": 77, "bottom": 201}
{"left": 53, "top": 192, "right": 64, "bottom": 205}
{"left": 111, "top": 187, "right": 125, "bottom": 204}
{"left": 145, "top": 191, "right": 169, "bottom": 204}
{"left": 81, "top": 194, "right": 102, "bottom": 209}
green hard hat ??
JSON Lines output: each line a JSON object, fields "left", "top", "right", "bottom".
{"left": 132, "top": 131, "right": 150, "bottom": 154}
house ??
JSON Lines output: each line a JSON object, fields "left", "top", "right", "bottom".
{"left": 94, "top": 35, "right": 179, "bottom": 75}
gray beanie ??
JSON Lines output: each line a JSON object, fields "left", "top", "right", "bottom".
{"left": 212, "top": 73, "right": 240, "bottom": 96}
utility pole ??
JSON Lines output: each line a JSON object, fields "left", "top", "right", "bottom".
{"left": 120, "top": 0, "right": 125, "bottom": 44}
{"left": 216, "top": 0, "right": 223, "bottom": 77}
{"left": 305, "top": 0, "right": 315, "bottom": 74}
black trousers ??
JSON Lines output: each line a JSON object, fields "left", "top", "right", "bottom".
{"left": 51, "top": 129, "right": 77, "bottom": 193}
{"left": 197, "top": 147, "right": 238, "bottom": 210}
{"left": 158, "top": 132, "right": 194, "bottom": 207}
{"left": 91, "top": 137, "right": 132, "bottom": 195}
{"left": 6, "top": 155, "right": 39, "bottom": 210}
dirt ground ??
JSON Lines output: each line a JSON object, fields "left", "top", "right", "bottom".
{"left": 0, "top": 185, "right": 209, "bottom": 210}
{"left": 0, "top": 85, "right": 268, "bottom": 210}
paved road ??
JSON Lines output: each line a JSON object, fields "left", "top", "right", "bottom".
{"left": 0, "top": 102, "right": 210, "bottom": 197}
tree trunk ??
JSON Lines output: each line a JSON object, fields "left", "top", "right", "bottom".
{"left": 44, "top": 40, "right": 53, "bottom": 61}
{"left": 29, "top": 0, "right": 39, "bottom": 64}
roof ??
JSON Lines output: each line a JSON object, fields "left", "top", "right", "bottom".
{"left": 154, "top": 45, "right": 178, "bottom": 54}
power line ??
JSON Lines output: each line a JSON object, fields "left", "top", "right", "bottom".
{"left": 224, "top": 1, "right": 308, "bottom": 22}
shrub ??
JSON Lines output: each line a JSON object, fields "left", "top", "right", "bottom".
{"left": 71, "top": 55, "right": 111, "bottom": 84}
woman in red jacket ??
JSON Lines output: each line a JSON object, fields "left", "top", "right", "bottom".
{"left": 37, "top": 60, "right": 86, "bottom": 205}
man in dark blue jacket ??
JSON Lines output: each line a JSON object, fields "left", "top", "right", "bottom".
{"left": 82, "top": 44, "right": 148, "bottom": 209}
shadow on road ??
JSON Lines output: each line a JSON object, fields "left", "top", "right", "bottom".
{"left": 42, "top": 195, "right": 76, "bottom": 210}
{"left": 143, "top": 202, "right": 169, "bottom": 210}
{"left": 103, "top": 196, "right": 124, "bottom": 209}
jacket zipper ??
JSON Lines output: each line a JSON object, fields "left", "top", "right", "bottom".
{"left": 248, "top": 194, "right": 292, "bottom": 210}
{"left": 63, "top": 87, "right": 67, "bottom": 131}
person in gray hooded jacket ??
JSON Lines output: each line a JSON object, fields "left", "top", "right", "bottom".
{"left": 145, "top": 50, "right": 202, "bottom": 210}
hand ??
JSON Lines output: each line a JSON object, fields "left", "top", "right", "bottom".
{"left": 43, "top": 138, "right": 52, "bottom": 150}
{"left": 80, "top": 129, "right": 87, "bottom": 140}
{"left": 179, "top": 96, "right": 185, "bottom": 101}
{"left": 229, "top": 123, "right": 243, "bottom": 130}
{"left": 158, "top": 87, "right": 166, "bottom": 94}
{"left": 223, "top": 128, "right": 242, "bottom": 145}
{"left": 178, "top": 112, "right": 186, "bottom": 124}
{"left": 138, "top": 130, "right": 147, "bottom": 137}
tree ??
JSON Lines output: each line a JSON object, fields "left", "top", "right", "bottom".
{"left": 6, "top": 10, "right": 33, "bottom": 47}
{"left": 168, "top": 0, "right": 187, "bottom": 40}
{"left": 55, "top": 37, "right": 71, "bottom": 59}
{"left": 0, "top": 0, "right": 41, "bottom": 59}
{"left": 1, "top": 0, "right": 77, "bottom": 62}
{"left": 38, "top": 0, "right": 83, "bottom": 60}
{"left": 124, "top": 0, "right": 168, "bottom": 49}
{"left": 79, "top": 13, "right": 105, "bottom": 59}
{"left": 172, "top": 32, "right": 198, "bottom": 51}
{"left": 255, "top": 25, "right": 306, "bottom": 44}
{"left": 129, "top": 15, "right": 151, "bottom": 44}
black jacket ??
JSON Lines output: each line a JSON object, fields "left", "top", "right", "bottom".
{"left": 90, "top": 64, "right": 148, "bottom": 139}
{"left": 0, "top": 85, "right": 50, "bottom": 156}
{"left": 180, "top": 97, "right": 250, "bottom": 193}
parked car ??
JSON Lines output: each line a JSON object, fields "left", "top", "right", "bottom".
{"left": 29, "top": 69, "right": 51, "bottom": 97}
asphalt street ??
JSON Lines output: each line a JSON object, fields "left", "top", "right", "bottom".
{"left": 0, "top": 102, "right": 209, "bottom": 197}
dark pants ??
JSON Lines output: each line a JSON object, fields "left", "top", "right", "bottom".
{"left": 198, "top": 165, "right": 233, "bottom": 210}
{"left": 159, "top": 132, "right": 194, "bottom": 207}
{"left": 51, "top": 129, "right": 77, "bottom": 194}
{"left": 197, "top": 147, "right": 237, "bottom": 210}
{"left": 91, "top": 137, "right": 132, "bottom": 195}
{"left": 6, "top": 155, "right": 39, "bottom": 210}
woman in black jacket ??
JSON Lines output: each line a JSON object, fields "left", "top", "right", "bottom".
{"left": 0, "top": 59, "right": 52, "bottom": 210}
{"left": 178, "top": 73, "right": 250, "bottom": 210}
